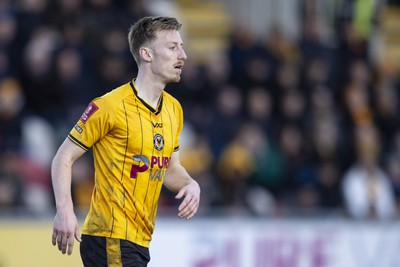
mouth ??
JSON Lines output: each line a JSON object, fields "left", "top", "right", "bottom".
{"left": 174, "top": 63, "right": 184, "bottom": 72}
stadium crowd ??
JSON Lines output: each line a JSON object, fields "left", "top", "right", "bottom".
{"left": 1, "top": 0, "right": 400, "bottom": 221}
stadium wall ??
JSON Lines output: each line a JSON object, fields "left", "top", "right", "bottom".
{"left": 0, "top": 218, "right": 398, "bottom": 267}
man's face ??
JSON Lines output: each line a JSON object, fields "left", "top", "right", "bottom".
{"left": 148, "top": 30, "right": 187, "bottom": 83}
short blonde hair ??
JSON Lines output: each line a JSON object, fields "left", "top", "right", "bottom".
{"left": 128, "top": 16, "right": 182, "bottom": 64}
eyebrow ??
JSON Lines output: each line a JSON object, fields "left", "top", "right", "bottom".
{"left": 166, "top": 41, "right": 183, "bottom": 45}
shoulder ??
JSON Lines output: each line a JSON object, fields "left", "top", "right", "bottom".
{"left": 94, "top": 83, "right": 133, "bottom": 109}
{"left": 162, "top": 90, "right": 183, "bottom": 112}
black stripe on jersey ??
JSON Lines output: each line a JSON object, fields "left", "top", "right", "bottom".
{"left": 169, "top": 103, "right": 180, "bottom": 152}
{"left": 110, "top": 207, "right": 115, "bottom": 238}
{"left": 133, "top": 97, "right": 143, "bottom": 244}
{"left": 149, "top": 108, "right": 167, "bottom": 220}
{"left": 166, "top": 102, "right": 175, "bottom": 152}
{"left": 148, "top": 107, "right": 165, "bottom": 222}
{"left": 120, "top": 100, "right": 130, "bottom": 182}
{"left": 130, "top": 81, "right": 163, "bottom": 115}
{"left": 122, "top": 100, "right": 130, "bottom": 239}
{"left": 149, "top": 178, "right": 162, "bottom": 223}
{"left": 139, "top": 110, "right": 153, "bottom": 245}
{"left": 68, "top": 134, "right": 89, "bottom": 150}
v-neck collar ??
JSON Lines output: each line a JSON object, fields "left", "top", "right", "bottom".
{"left": 130, "top": 80, "right": 163, "bottom": 115}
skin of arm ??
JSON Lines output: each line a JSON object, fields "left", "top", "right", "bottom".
{"left": 51, "top": 138, "right": 86, "bottom": 255}
{"left": 164, "top": 151, "right": 201, "bottom": 220}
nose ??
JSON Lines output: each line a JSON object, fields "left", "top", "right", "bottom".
{"left": 179, "top": 47, "right": 187, "bottom": 60}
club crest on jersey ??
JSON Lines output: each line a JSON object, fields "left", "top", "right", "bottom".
{"left": 154, "top": 134, "right": 164, "bottom": 151}
{"left": 80, "top": 102, "right": 99, "bottom": 124}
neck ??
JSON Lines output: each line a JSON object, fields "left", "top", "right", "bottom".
{"left": 134, "top": 70, "right": 165, "bottom": 108}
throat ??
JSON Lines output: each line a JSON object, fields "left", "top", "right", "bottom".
{"left": 132, "top": 77, "right": 164, "bottom": 109}
{"left": 142, "top": 93, "right": 161, "bottom": 109}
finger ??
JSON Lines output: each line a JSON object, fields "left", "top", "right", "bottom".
{"left": 186, "top": 205, "right": 199, "bottom": 220}
{"left": 67, "top": 233, "right": 75, "bottom": 255}
{"left": 57, "top": 233, "right": 63, "bottom": 251}
{"left": 178, "top": 195, "right": 193, "bottom": 213}
{"left": 178, "top": 197, "right": 197, "bottom": 218}
{"left": 179, "top": 204, "right": 197, "bottom": 220}
{"left": 175, "top": 189, "right": 185, "bottom": 200}
{"left": 61, "top": 233, "right": 68, "bottom": 254}
{"left": 52, "top": 230, "right": 58, "bottom": 246}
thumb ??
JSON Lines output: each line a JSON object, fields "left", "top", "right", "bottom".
{"left": 175, "top": 188, "right": 185, "bottom": 200}
{"left": 75, "top": 227, "right": 82, "bottom": 242}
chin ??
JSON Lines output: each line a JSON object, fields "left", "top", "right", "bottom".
{"left": 166, "top": 76, "right": 181, "bottom": 84}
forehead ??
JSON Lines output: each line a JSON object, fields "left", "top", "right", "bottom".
{"left": 152, "top": 30, "right": 183, "bottom": 45}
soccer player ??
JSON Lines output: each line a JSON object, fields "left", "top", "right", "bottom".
{"left": 51, "top": 16, "right": 201, "bottom": 266}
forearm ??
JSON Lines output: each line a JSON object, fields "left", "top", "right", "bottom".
{"left": 164, "top": 151, "right": 200, "bottom": 219}
{"left": 51, "top": 153, "right": 74, "bottom": 211}
{"left": 164, "top": 164, "right": 194, "bottom": 193}
{"left": 51, "top": 138, "right": 85, "bottom": 211}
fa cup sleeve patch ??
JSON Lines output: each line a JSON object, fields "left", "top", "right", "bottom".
{"left": 80, "top": 101, "right": 99, "bottom": 124}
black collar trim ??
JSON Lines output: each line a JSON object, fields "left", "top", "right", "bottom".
{"left": 130, "top": 81, "right": 163, "bottom": 115}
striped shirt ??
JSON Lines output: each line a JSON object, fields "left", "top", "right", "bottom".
{"left": 68, "top": 80, "right": 183, "bottom": 247}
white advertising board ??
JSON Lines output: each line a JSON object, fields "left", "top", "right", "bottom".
{"left": 149, "top": 218, "right": 400, "bottom": 267}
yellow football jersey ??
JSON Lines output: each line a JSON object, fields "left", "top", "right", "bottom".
{"left": 68, "top": 81, "right": 183, "bottom": 247}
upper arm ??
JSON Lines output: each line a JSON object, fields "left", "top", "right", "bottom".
{"left": 167, "top": 150, "right": 181, "bottom": 171}
{"left": 53, "top": 138, "right": 87, "bottom": 166}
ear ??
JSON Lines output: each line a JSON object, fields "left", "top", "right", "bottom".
{"left": 139, "top": 47, "right": 152, "bottom": 62}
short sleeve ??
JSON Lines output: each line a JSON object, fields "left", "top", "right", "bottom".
{"left": 68, "top": 98, "right": 114, "bottom": 151}
{"left": 173, "top": 101, "right": 184, "bottom": 152}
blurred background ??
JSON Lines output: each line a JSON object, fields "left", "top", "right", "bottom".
{"left": 1, "top": 0, "right": 400, "bottom": 266}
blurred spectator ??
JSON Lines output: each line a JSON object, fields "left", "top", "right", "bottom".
{"left": 204, "top": 50, "right": 231, "bottom": 92}
{"left": 15, "top": 0, "right": 51, "bottom": 51}
{"left": 316, "top": 159, "right": 343, "bottom": 210}
{"left": 94, "top": 54, "right": 131, "bottom": 95}
{"left": 342, "top": 124, "right": 397, "bottom": 220}
{"left": 262, "top": 27, "right": 299, "bottom": 65}
{"left": 216, "top": 123, "right": 255, "bottom": 212}
{"left": 384, "top": 151, "right": 400, "bottom": 214}
{"left": 0, "top": 7, "right": 18, "bottom": 73}
{"left": 276, "top": 62, "right": 301, "bottom": 91}
{"left": 374, "top": 82, "right": 400, "bottom": 149}
{"left": 302, "top": 57, "right": 332, "bottom": 92}
{"left": 48, "top": 0, "right": 84, "bottom": 31}
{"left": 0, "top": 78, "right": 24, "bottom": 153}
{"left": 18, "top": 26, "right": 63, "bottom": 122}
{"left": 279, "top": 87, "right": 307, "bottom": 127}
{"left": 245, "top": 86, "right": 278, "bottom": 137}
{"left": 226, "top": 23, "right": 259, "bottom": 88}
{"left": 278, "top": 123, "right": 316, "bottom": 208}
{"left": 384, "top": 128, "right": 400, "bottom": 213}
{"left": 341, "top": 59, "right": 375, "bottom": 129}
{"left": 54, "top": 47, "right": 94, "bottom": 109}
{"left": 243, "top": 123, "right": 286, "bottom": 208}
{"left": 308, "top": 86, "right": 341, "bottom": 160}
{"left": 2, "top": 0, "right": 400, "bottom": 219}
{"left": 1, "top": 152, "right": 51, "bottom": 215}
{"left": 0, "top": 163, "right": 24, "bottom": 212}
{"left": 208, "top": 84, "right": 244, "bottom": 158}
{"left": 295, "top": 183, "right": 320, "bottom": 213}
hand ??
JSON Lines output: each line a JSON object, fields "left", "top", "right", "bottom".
{"left": 52, "top": 208, "right": 82, "bottom": 255}
{"left": 175, "top": 180, "right": 201, "bottom": 220}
